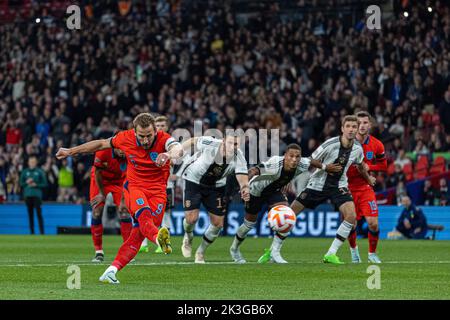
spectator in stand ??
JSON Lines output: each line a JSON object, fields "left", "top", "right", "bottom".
{"left": 396, "top": 196, "right": 428, "bottom": 239}
{"left": 394, "top": 149, "right": 412, "bottom": 169}
{"left": 439, "top": 90, "right": 450, "bottom": 135}
{"left": 422, "top": 180, "right": 436, "bottom": 206}
{"left": 435, "top": 178, "right": 450, "bottom": 206}
{"left": 388, "top": 164, "right": 407, "bottom": 188}
{"left": 57, "top": 159, "right": 74, "bottom": 203}
{"left": 0, "top": 0, "right": 449, "bottom": 204}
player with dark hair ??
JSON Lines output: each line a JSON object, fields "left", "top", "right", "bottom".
{"left": 229, "top": 144, "right": 342, "bottom": 263}
{"left": 89, "top": 147, "right": 130, "bottom": 263}
{"left": 347, "top": 111, "right": 387, "bottom": 263}
{"left": 56, "top": 113, "right": 184, "bottom": 284}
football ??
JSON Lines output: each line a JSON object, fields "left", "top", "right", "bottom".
{"left": 267, "top": 205, "right": 297, "bottom": 233}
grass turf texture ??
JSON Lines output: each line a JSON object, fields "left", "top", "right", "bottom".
{"left": 0, "top": 235, "right": 449, "bottom": 300}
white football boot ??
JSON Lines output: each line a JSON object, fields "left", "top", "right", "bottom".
{"left": 230, "top": 246, "right": 246, "bottom": 264}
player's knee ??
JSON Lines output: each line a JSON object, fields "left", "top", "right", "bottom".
{"left": 185, "top": 213, "right": 199, "bottom": 225}
{"left": 211, "top": 220, "right": 223, "bottom": 229}
{"left": 92, "top": 209, "right": 103, "bottom": 219}
{"left": 368, "top": 221, "right": 379, "bottom": 231}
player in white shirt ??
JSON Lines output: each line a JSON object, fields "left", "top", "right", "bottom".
{"left": 258, "top": 115, "right": 376, "bottom": 264}
{"left": 180, "top": 134, "right": 250, "bottom": 263}
{"left": 229, "top": 144, "right": 342, "bottom": 263}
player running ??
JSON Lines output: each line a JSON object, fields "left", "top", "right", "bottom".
{"left": 347, "top": 111, "right": 387, "bottom": 264}
{"left": 56, "top": 113, "right": 183, "bottom": 284}
{"left": 180, "top": 134, "right": 250, "bottom": 263}
{"left": 258, "top": 115, "right": 376, "bottom": 264}
{"left": 139, "top": 115, "right": 178, "bottom": 254}
{"left": 90, "top": 147, "right": 131, "bottom": 262}
{"left": 229, "top": 143, "right": 342, "bottom": 263}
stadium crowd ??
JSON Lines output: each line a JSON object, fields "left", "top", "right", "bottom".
{"left": 0, "top": 0, "right": 449, "bottom": 205}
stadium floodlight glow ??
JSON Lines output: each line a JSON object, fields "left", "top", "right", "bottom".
{"left": 428, "top": 7, "right": 432, "bottom": 12}
{"left": 403, "top": 11, "right": 409, "bottom": 17}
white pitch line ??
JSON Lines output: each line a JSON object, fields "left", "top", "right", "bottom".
{"left": 1, "top": 261, "right": 450, "bottom": 267}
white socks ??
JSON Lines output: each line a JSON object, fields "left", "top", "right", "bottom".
{"left": 231, "top": 219, "right": 257, "bottom": 249}
{"left": 327, "top": 220, "right": 353, "bottom": 256}
{"left": 183, "top": 218, "right": 195, "bottom": 240}
{"left": 197, "top": 225, "right": 222, "bottom": 254}
{"left": 271, "top": 232, "right": 289, "bottom": 252}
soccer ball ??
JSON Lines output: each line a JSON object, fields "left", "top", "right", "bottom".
{"left": 267, "top": 205, "right": 297, "bottom": 233}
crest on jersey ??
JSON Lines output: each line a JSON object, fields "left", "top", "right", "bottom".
{"left": 120, "top": 163, "right": 127, "bottom": 171}
{"left": 366, "top": 151, "right": 374, "bottom": 160}
{"left": 150, "top": 152, "right": 159, "bottom": 162}
{"left": 136, "top": 198, "right": 145, "bottom": 206}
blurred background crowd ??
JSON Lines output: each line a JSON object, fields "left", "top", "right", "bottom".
{"left": 0, "top": 0, "right": 449, "bottom": 205}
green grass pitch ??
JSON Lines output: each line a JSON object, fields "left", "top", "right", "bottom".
{"left": 0, "top": 235, "right": 449, "bottom": 300}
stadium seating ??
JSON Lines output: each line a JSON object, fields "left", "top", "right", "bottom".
{"left": 403, "top": 163, "right": 414, "bottom": 182}
{"left": 414, "top": 156, "right": 429, "bottom": 180}
{"left": 429, "top": 157, "right": 446, "bottom": 176}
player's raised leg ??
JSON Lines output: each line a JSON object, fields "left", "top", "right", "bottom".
{"left": 324, "top": 200, "right": 356, "bottom": 264}
{"left": 195, "top": 212, "right": 223, "bottom": 264}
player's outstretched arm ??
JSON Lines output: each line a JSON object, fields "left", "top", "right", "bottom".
{"left": 55, "top": 138, "right": 112, "bottom": 160}
{"left": 180, "top": 137, "right": 199, "bottom": 156}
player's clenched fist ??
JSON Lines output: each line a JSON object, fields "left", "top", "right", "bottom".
{"left": 56, "top": 148, "right": 71, "bottom": 160}
{"left": 155, "top": 152, "right": 170, "bottom": 167}
{"left": 240, "top": 185, "right": 250, "bottom": 202}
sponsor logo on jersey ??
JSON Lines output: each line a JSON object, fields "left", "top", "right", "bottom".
{"left": 150, "top": 152, "right": 158, "bottom": 161}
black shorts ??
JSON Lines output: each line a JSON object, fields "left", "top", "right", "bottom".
{"left": 183, "top": 180, "right": 228, "bottom": 216}
{"left": 166, "top": 188, "right": 175, "bottom": 209}
{"left": 296, "top": 187, "right": 353, "bottom": 211}
{"left": 245, "top": 192, "right": 288, "bottom": 215}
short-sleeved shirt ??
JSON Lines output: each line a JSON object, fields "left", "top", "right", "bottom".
{"left": 347, "top": 135, "right": 386, "bottom": 191}
{"left": 90, "top": 149, "right": 127, "bottom": 186}
{"left": 110, "top": 129, "right": 179, "bottom": 192}
{"left": 181, "top": 136, "right": 248, "bottom": 188}
{"left": 249, "top": 155, "right": 311, "bottom": 197}
{"left": 307, "top": 136, "right": 364, "bottom": 191}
